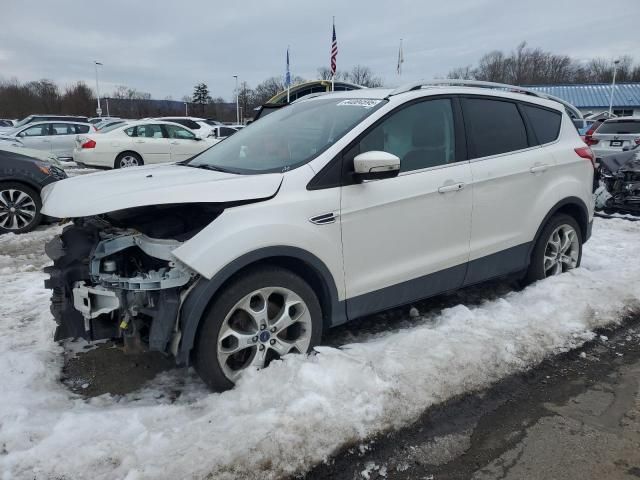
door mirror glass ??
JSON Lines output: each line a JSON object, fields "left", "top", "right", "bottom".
{"left": 353, "top": 151, "right": 400, "bottom": 181}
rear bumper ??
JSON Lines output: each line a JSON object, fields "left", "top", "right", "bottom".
{"left": 72, "top": 148, "right": 113, "bottom": 168}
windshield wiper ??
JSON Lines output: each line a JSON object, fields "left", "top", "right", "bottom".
{"left": 187, "top": 163, "right": 235, "bottom": 174}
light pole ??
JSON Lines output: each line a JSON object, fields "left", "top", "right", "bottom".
{"left": 94, "top": 61, "right": 103, "bottom": 117}
{"left": 608, "top": 59, "right": 620, "bottom": 117}
{"left": 233, "top": 75, "right": 239, "bottom": 124}
{"left": 184, "top": 102, "right": 188, "bottom": 116}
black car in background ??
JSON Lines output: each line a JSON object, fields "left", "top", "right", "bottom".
{"left": 0, "top": 148, "right": 67, "bottom": 233}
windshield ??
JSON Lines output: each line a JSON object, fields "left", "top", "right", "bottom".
{"left": 187, "top": 98, "right": 385, "bottom": 174}
{"left": 597, "top": 120, "right": 640, "bottom": 135}
{"left": 13, "top": 116, "right": 34, "bottom": 129}
{"left": 98, "top": 121, "right": 126, "bottom": 133}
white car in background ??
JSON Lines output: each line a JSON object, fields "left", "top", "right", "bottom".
{"left": 73, "top": 120, "right": 219, "bottom": 168}
{"left": 157, "top": 117, "right": 216, "bottom": 139}
{"left": 1, "top": 121, "right": 95, "bottom": 159}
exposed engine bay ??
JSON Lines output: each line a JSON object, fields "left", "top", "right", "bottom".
{"left": 598, "top": 148, "right": 640, "bottom": 214}
{"left": 44, "top": 203, "right": 223, "bottom": 356}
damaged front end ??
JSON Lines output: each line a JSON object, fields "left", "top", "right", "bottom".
{"left": 601, "top": 152, "right": 640, "bottom": 214}
{"left": 44, "top": 204, "right": 221, "bottom": 355}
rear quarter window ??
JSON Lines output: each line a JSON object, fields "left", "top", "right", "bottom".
{"left": 522, "top": 104, "right": 562, "bottom": 144}
{"left": 75, "top": 125, "right": 90, "bottom": 134}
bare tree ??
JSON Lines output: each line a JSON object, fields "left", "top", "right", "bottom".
{"left": 347, "top": 65, "right": 383, "bottom": 87}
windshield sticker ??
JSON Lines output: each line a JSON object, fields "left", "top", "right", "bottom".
{"left": 336, "top": 99, "right": 382, "bottom": 108}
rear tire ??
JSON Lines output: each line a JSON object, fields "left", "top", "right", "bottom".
{"left": 0, "top": 182, "right": 42, "bottom": 234}
{"left": 193, "top": 267, "right": 323, "bottom": 392}
{"left": 524, "top": 213, "right": 582, "bottom": 284}
{"left": 114, "top": 152, "right": 143, "bottom": 169}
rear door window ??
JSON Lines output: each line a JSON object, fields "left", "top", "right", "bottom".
{"left": 51, "top": 123, "right": 75, "bottom": 135}
{"left": 164, "top": 124, "right": 196, "bottom": 139}
{"left": 597, "top": 120, "right": 640, "bottom": 134}
{"left": 462, "top": 98, "right": 528, "bottom": 158}
{"left": 522, "top": 105, "right": 562, "bottom": 144}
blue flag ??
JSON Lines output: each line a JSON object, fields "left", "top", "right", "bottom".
{"left": 285, "top": 47, "right": 291, "bottom": 87}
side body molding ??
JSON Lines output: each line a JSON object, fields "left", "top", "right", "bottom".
{"left": 175, "top": 246, "right": 346, "bottom": 365}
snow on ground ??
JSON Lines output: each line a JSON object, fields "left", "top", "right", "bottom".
{"left": 1, "top": 218, "right": 640, "bottom": 480}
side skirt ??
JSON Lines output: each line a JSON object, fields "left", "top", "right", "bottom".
{"left": 344, "top": 242, "right": 531, "bottom": 322}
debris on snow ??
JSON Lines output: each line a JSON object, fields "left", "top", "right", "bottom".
{"left": 409, "top": 307, "right": 420, "bottom": 318}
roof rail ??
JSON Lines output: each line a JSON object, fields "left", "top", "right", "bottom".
{"left": 388, "top": 80, "right": 583, "bottom": 119}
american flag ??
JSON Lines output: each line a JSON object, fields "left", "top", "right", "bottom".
{"left": 330, "top": 21, "right": 338, "bottom": 76}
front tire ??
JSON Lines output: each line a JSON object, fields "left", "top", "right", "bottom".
{"left": 193, "top": 267, "right": 323, "bottom": 392}
{"left": 114, "top": 152, "right": 143, "bottom": 169}
{"left": 0, "top": 182, "right": 42, "bottom": 234}
{"left": 524, "top": 213, "right": 582, "bottom": 284}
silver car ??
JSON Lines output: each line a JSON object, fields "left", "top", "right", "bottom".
{"left": 590, "top": 117, "right": 640, "bottom": 160}
{"left": 3, "top": 121, "right": 95, "bottom": 159}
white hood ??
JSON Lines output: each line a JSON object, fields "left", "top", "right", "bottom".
{"left": 41, "top": 163, "right": 283, "bottom": 217}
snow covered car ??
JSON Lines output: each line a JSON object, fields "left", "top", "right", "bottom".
{"left": 42, "top": 81, "right": 595, "bottom": 391}
{"left": 0, "top": 148, "right": 67, "bottom": 233}
{"left": 73, "top": 120, "right": 219, "bottom": 168}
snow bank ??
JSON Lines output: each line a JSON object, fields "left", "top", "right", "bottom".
{"left": 1, "top": 219, "right": 639, "bottom": 479}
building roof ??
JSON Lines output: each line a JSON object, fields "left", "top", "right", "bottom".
{"left": 523, "top": 83, "right": 640, "bottom": 108}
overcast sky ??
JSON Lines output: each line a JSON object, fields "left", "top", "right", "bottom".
{"left": 1, "top": 0, "right": 639, "bottom": 102}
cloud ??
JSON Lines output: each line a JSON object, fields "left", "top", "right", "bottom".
{"left": 1, "top": 0, "right": 639, "bottom": 100}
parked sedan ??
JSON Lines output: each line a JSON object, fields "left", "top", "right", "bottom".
{"left": 0, "top": 114, "right": 89, "bottom": 134}
{"left": 157, "top": 117, "right": 216, "bottom": 138}
{"left": 2, "top": 121, "right": 95, "bottom": 159}
{"left": 73, "top": 120, "right": 219, "bottom": 168}
{"left": 0, "top": 148, "right": 67, "bottom": 233}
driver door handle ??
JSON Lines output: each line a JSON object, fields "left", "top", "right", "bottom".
{"left": 530, "top": 164, "right": 549, "bottom": 173}
{"left": 438, "top": 182, "right": 465, "bottom": 193}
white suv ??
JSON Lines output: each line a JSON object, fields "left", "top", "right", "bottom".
{"left": 42, "top": 81, "right": 595, "bottom": 391}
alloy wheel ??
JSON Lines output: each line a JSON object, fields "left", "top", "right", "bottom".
{"left": 120, "top": 155, "right": 140, "bottom": 168}
{"left": 543, "top": 224, "right": 579, "bottom": 277}
{"left": 0, "top": 188, "right": 37, "bottom": 231}
{"left": 216, "top": 287, "right": 313, "bottom": 381}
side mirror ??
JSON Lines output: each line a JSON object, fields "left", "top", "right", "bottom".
{"left": 353, "top": 151, "right": 400, "bottom": 181}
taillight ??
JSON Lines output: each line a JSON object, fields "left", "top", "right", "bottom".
{"left": 81, "top": 139, "right": 96, "bottom": 149}
{"left": 575, "top": 146, "right": 595, "bottom": 168}
{"left": 92, "top": 125, "right": 97, "bottom": 131}
{"left": 635, "top": 138, "right": 640, "bottom": 145}
{"left": 584, "top": 135, "right": 599, "bottom": 146}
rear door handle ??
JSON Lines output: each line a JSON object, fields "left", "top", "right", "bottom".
{"left": 530, "top": 164, "right": 549, "bottom": 173}
{"left": 134, "top": 140, "right": 145, "bottom": 144}
{"left": 170, "top": 141, "right": 179, "bottom": 145}
{"left": 438, "top": 182, "right": 465, "bottom": 193}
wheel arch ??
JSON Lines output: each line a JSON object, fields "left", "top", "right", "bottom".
{"left": 175, "top": 246, "right": 345, "bottom": 365}
{"left": 529, "top": 196, "right": 590, "bottom": 259}
{"left": 0, "top": 175, "right": 42, "bottom": 194}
